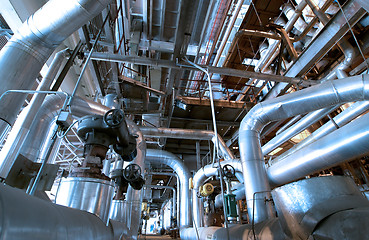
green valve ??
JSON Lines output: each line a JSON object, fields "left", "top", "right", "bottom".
{"left": 224, "top": 194, "right": 238, "bottom": 218}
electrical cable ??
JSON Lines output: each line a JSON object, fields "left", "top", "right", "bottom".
{"left": 57, "top": 120, "right": 79, "bottom": 138}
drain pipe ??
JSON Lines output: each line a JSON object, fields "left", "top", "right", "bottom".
{"left": 267, "top": 110, "right": 369, "bottom": 187}
{"left": 140, "top": 127, "right": 235, "bottom": 160}
{"left": 0, "top": 0, "right": 111, "bottom": 131}
{"left": 239, "top": 74, "right": 369, "bottom": 224}
{"left": 273, "top": 101, "right": 369, "bottom": 164}
{"left": 192, "top": 159, "right": 243, "bottom": 228}
{"left": 146, "top": 149, "right": 191, "bottom": 229}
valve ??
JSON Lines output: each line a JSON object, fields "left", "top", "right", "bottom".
{"left": 224, "top": 193, "right": 238, "bottom": 220}
{"left": 103, "top": 109, "right": 125, "bottom": 127}
{"left": 123, "top": 164, "right": 145, "bottom": 190}
{"left": 222, "top": 164, "right": 235, "bottom": 179}
{"left": 199, "top": 183, "right": 214, "bottom": 197}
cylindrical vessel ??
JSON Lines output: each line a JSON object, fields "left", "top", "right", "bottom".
{"left": 55, "top": 177, "right": 114, "bottom": 223}
{"left": 109, "top": 199, "right": 127, "bottom": 223}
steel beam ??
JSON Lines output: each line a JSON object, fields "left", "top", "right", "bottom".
{"left": 90, "top": 52, "right": 312, "bottom": 85}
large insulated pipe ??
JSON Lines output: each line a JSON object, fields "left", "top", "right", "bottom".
{"left": 146, "top": 149, "right": 191, "bottom": 228}
{"left": 273, "top": 101, "right": 369, "bottom": 164}
{"left": 0, "top": 183, "right": 119, "bottom": 240}
{"left": 0, "top": 94, "right": 110, "bottom": 178}
{"left": 262, "top": 105, "right": 337, "bottom": 155}
{"left": 239, "top": 74, "right": 369, "bottom": 224}
{"left": 263, "top": 34, "right": 357, "bottom": 156}
{"left": 0, "top": 0, "right": 111, "bottom": 128}
{"left": 0, "top": 49, "right": 67, "bottom": 171}
{"left": 123, "top": 119, "right": 146, "bottom": 240}
{"left": 192, "top": 159, "right": 243, "bottom": 228}
{"left": 180, "top": 218, "right": 286, "bottom": 240}
{"left": 140, "top": 127, "right": 235, "bottom": 160}
{"left": 267, "top": 110, "right": 369, "bottom": 187}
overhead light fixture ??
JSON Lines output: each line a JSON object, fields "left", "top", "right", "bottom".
{"left": 175, "top": 99, "right": 187, "bottom": 110}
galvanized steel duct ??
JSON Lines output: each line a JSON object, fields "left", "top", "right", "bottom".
{"left": 0, "top": 0, "right": 112, "bottom": 128}
{"left": 146, "top": 149, "right": 191, "bottom": 228}
{"left": 140, "top": 127, "right": 235, "bottom": 160}
{"left": 267, "top": 110, "right": 369, "bottom": 186}
{"left": 239, "top": 74, "right": 369, "bottom": 224}
{"left": 0, "top": 183, "right": 118, "bottom": 240}
{"left": 192, "top": 159, "right": 243, "bottom": 228}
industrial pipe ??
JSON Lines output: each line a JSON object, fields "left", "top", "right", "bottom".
{"left": 0, "top": 49, "right": 67, "bottom": 176}
{"left": 267, "top": 110, "right": 369, "bottom": 186}
{"left": 262, "top": 105, "right": 337, "bottom": 155}
{"left": 147, "top": 171, "right": 180, "bottom": 221}
{"left": 0, "top": 94, "right": 110, "bottom": 178}
{"left": 192, "top": 159, "right": 243, "bottom": 228}
{"left": 0, "top": 183, "right": 119, "bottom": 240}
{"left": 146, "top": 149, "right": 191, "bottom": 228}
{"left": 140, "top": 127, "right": 235, "bottom": 160}
{"left": 0, "top": 0, "right": 111, "bottom": 128}
{"left": 214, "top": 183, "right": 245, "bottom": 208}
{"left": 273, "top": 101, "right": 369, "bottom": 164}
{"left": 239, "top": 74, "right": 369, "bottom": 224}
{"left": 145, "top": 184, "right": 177, "bottom": 219}
{"left": 180, "top": 218, "right": 285, "bottom": 240}
{"left": 123, "top": 118, "right": 146, "bottom": 240}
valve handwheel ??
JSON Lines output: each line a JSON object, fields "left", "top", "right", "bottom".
{"left": 103, "top": 109, "right": 124, "bottom": 127}
{"left": 222, "top": 164, "right": 235, "bottom": 179}
{"left": 123, "top": 163, "right": 142, "bottom": 182}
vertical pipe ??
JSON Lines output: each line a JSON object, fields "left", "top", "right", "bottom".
{"left": 0, "top": 49, "right": 67, "bottom": 178}
{"left": 0, "top": 0, "right": 112, "bottom": 128}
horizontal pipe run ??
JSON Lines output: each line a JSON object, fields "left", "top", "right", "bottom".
{"left": 89, "top": 52, "right": 314, "bottom": 86}
{"left": 239, "top": 74, "right": 369, "bottom": 224}
{"left": 267, "top": 111, "right": 369, "bottom": 186}
{"left": 273, "top": 101, "right": 369, "bottom": 164}
{"left": 262, "top": 105, "right": 337, "bottom": 155}
{"left": 140, "top": 126, "right": 235, "bottom": 160}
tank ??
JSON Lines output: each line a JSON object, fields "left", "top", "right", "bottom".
{"left": 109, "top": 199, "right": 127, "bottom": 222}
{"left": 55, "top": 177, "right": 114, "bottom": 223}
